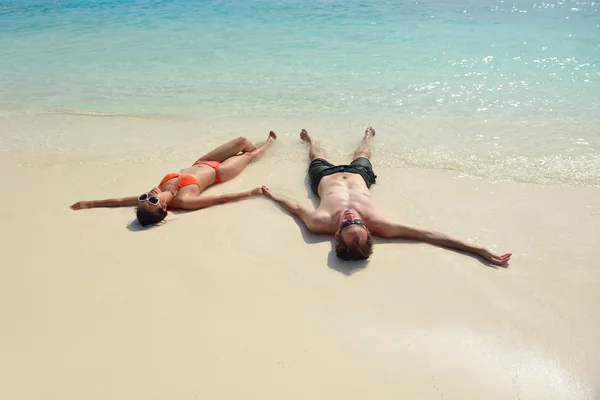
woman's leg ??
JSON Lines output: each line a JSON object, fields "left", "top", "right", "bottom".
{"left": 194, "top": 136, "right": 257, "bottom": 164}
{"left": 218, "top": 131, "right": 277, "bottom": 182}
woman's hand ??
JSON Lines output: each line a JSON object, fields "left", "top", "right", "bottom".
{"left": 249, "top": 187, "right": 263, "bottom": 196}
{"left": 70, "top": 201, "right": 91, "bottom": 210}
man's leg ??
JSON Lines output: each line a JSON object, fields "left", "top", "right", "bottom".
{"left": 301, "top": 129, "right": 334, "bottom": 197}
{"left": 349, "top": 126, "right": 377, "bottom": 188}
{"left": 352, "top": 126, "right": 376, "bottom": 160}
{"left": 300, "top": 129, "right": 327, "bottom": 161}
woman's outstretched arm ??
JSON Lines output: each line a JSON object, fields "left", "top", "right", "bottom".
{"left": 70, "top": 196, "right": 138, "bottom": 210}
{"left": 175, "top": 187, "right": 263, "bottom": 210}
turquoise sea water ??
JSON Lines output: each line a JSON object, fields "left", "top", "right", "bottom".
{"left": 1, "top": 0, "right": 599, "bottom": 183}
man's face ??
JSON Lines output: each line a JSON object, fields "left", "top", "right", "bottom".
{"left": 336, "top": 209, "right": 369, "bottom": 246}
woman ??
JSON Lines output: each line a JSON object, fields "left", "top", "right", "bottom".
{"left": 70, "top": 132, "right": 277, "bottom": 226}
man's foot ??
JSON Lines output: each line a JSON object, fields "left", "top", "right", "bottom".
{"left": 364, "top": 126, "right": 376, "bottom": 140}
{"left": 300, "top": 129, "right": 312, "bottom": 143}
{"left": 268, "top": 130, "right": 277, "bottom": 141}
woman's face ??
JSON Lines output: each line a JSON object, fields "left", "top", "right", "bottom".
{"left": 138, "top": 187, "right": 167, "bottom": 211}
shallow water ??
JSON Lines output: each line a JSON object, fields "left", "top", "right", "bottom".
{"left": 1, "top": 0, "right": 599, "bottom": 184}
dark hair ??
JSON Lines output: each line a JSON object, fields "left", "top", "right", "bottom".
{"left": 335, "top": 231, "right": 374, "bottom": 260}
{"left": 136, "top": 207, "right": 167, "bottom": 226}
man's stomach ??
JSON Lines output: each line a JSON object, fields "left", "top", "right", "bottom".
{"left": 319, "top": 172, "right": 368, "bottom": 190}
{"left": 318, "top": 176, "right": 374, "bottom": 208}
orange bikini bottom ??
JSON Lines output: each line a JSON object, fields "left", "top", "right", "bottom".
{"left": 193, "top": 160, "right": 222, "bottom": 184}
{"left": 158, "top": 160, "right": 222, "bottom": 188}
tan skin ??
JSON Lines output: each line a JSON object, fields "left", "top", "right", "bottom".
{"left": 262, "top": 127, "right": 511, "bottom": 266}
{"left": 71, "top": 132, "right": 277, "bottom": 213}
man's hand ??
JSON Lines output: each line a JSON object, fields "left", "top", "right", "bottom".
{"left": 478, "top": 249, "right": 512, "bottom": 266}
{"left": 70, "top": 201, "right": 91, "bottom": 210}
{"left": 259, "top": 185, "right": 322, "bottom": 231}
{"left": 261, "top": 185, "right": 274, "bottom": 199}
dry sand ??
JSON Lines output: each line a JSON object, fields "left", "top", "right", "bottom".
{"left": 0, "top": 114, "right": 598, "bottom": 399}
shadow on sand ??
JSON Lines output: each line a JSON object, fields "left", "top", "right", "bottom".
{"left": 288, "top": 212, "right": 368, "bottom": 276}
{"left": 373, "top": 237, "right": 509, "bottom": 270}
{"left": 126, "top": 215, "right": 171, "bottom": 231}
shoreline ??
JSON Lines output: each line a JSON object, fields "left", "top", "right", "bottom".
{"left": 1, "top": 112, "right": 599, "bottom": 186}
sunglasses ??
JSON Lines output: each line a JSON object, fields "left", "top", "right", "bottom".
{"left": 339, "top": 219, "right": 366, "bottom": 231}
{"left": 138, "top": 193, "right": 161, "bottom": 206}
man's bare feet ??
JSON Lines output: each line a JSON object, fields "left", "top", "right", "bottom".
{"left": 364, "top": 126, "right": 376, "bottom": 140}
{"left": 268, "top": 130, "right": 277, "bottom": 141}
{"left": 300, "top": 128, "right": 312, "bottom": 143}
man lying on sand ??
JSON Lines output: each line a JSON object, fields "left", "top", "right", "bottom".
{"left": 262, "top": 127, "right": 511, "bottom": 265}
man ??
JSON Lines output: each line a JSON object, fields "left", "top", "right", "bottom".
{"left": 261, "top": 127, "right": 511, "bottom": 265}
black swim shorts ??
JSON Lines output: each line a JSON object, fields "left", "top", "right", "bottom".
{"left": 308, "top": 157, "right": 377, "bottom": 197}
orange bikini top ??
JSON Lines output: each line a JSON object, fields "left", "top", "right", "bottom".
{"left": 159, "top": 173, "right": 199, "bottom": 188}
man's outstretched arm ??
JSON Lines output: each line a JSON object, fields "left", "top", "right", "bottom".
{"left": 261, "top": 186, "right": 325, "bottom": 233}
{"left": 371, "top": 218, "right": 511, "bottom": 266}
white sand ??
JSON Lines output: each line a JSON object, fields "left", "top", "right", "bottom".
{"left": 0, "top": 115, "right": 598, "bottom": 399}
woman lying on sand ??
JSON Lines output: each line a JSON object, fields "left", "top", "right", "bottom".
{"left": 70, "top": 132, "right": 277, "bottom": 226}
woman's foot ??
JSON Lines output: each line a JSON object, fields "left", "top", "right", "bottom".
{"left": 246, "top": 130, "right": 276, "bottom": 159}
